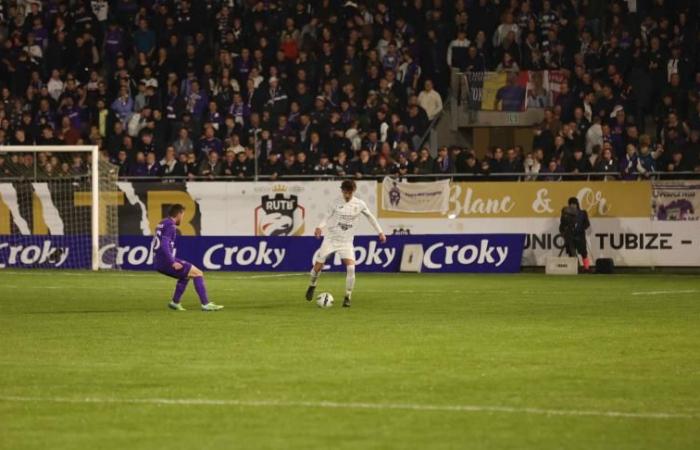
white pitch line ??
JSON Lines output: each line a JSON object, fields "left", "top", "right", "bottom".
{"left": 631, "top": 289, "right": 699, "bottom": 296}
{"left": 0, "top": 395, "right": 695, "bottom": 420}
{"left": 238, "top": 273, "right": 306, "bottom": 280}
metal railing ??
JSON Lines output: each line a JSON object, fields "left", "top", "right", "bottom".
{"left": 1, "top": 170, "right": 698, "bottom": 183}
{"left": 416, "top": 109, "right": 445, "bottom": 154}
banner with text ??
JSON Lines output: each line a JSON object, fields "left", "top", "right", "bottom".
{"left": 379, "top": 217, "right": 699, "bottom": 267}
{"left": 378, "top": 181, "right": 651, "bottom": 219}
{"left": 381, "top": 178, "right": 450, "bottom": 213}
{"left": 0, "top": 234, "right": 525, "bottom": 273}
{"left": 652, "top": 181, "right": 700, "bottom": 221}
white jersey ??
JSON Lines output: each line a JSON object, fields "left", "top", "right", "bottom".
{"left": 318, "top": 196, "right": 383, "bottom": 244}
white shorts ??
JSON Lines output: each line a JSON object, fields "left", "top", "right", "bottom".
{"left": 315, "top": 239, "right": 355, "bottom": 263}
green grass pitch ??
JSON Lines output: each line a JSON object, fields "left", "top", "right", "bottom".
{"left": 1, "top": 270, "right": 699, "bottom": 450}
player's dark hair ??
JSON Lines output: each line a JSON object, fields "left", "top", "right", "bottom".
{"left": 341, "top": 180, "right": 356, "bottom": 192}
{"left": 168, "top": 204, "right": 185, "bottom": 217}
{"left": 568, "top": 197, "right": 579, "bottom": 208}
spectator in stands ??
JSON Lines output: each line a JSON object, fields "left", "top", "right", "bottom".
{"left": 232, "top": 151, "right": 254, "bottom": 180}
{"left": 129, "top": 152, "right": 147, "bottom": 177}
{"left": 539, "top": 159, "right": 564, "bottom": 181}
{"left": 414, "top": 148, "right": 435, "bottom": 175}
{"left": 620, "top": 144, "right": 640, "bottom": 180}
{"left": 503, "top": 148, "right": 525, "bottom": 174}
{"left": 417, "top": 80, "right": 443, "bottom": 121}
{"left": 496, "top": 74, "right": 525, "bottom": 111}
{"left": 160, "top": 146, "right": 185, "bottom": 181}
{"left": 637, "top": 135, "right": 664, "bottom": 177}
{"left": 434, "top": 146, "right": 453, "bottom": 175}
{"left": 447, "top": 29, "right": 471, "bottom": 71}
{"left": 565, "top": 148, "right": 593, "bottom": 179}
{"left": 524, "top": 150, "right": 543, "bottom": 180}
{"left": 353, "top": 149, "right": 375, "bottom": 179}
{"left": 261, "top": 153, "right": 280, "bottom": 180}
{"left": 172, "top": 128, "right": 193, "bottom": 157}
{"left": 145, "top": 152, "right": 160, "bottom": 177}
{"left": 335, "top": 151, "right": 352, "bottom": 177}
{"left": 198, "top": 150, "right": 222, "bottom": 180}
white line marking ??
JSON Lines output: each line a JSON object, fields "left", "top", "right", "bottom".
{"left": 240, "top": 273, "right": 306, "bottom": 280}
{"left": 631, "top": 290, "right": 699, "bottom": 296}
{"left": 0, "top": 395, "right": 695, "bottom": 420}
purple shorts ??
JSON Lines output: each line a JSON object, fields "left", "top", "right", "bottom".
{"left": 156, "top": 258, "right": 192, "bottom": 279}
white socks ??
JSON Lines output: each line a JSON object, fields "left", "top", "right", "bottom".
{"left": 309, "top": 268, "right": 321, "bottom": 287}
{"left": 345, "top": 265, "right": 356, "bottom": 298}
{"left": 310, "top": 265, "right": 354, "bottom": 297}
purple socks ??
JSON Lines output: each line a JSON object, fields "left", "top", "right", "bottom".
{"left": 172, "top": 278, "right": 189, "bottom": 303}
{"left": 193, "top": 277, "right": 209, "bottom": 305}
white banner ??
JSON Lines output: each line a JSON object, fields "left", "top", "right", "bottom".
{"left": 652, "top": 181, "right": 700, "bottom": 221}
{"left": 382, "top": 178, "right": 450, "bottom": 213}
{"left": 185, "top": 181, "right": 378, "bottom": 237}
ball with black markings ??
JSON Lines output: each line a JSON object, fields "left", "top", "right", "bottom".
{"left": 316, "top": 292, "right": 334, "bottom": 308}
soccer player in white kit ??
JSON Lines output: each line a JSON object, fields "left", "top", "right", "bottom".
{"left": 306, "top": 180, "right": 386, "bottom": 307}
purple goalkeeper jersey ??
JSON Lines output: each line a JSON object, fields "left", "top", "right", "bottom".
{"left": 153, "top": 217, "right": 177, "bottom": 267}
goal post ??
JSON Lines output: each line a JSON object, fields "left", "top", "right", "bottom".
{"left": 0, "top": 145, "right": 118, "bottom": 271}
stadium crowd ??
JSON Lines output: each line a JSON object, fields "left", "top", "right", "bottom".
{"left": 0, "top": 0, "right": 699, "bottom": 181}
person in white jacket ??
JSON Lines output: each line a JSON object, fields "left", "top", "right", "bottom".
{"left": 417, "top": 80, "right": 443, "bottom": 121}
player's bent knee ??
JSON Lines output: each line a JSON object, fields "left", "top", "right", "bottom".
{"left": 188, "top": 266, "right": 203, "bottom": 278}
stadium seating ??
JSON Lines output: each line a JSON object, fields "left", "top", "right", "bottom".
{"left": 0, "top": 0, "right": 698, "bottom": 181}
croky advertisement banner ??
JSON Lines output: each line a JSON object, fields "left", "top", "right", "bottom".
{"left": 0, "top": 234, "right": 525, "bottom": 273}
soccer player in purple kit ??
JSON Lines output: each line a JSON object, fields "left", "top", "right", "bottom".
{"left": 153, "top": 204, "right": 224, "bottom": 311}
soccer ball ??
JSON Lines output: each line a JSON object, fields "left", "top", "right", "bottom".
{"left": 316, "top": 292, "right": 334, "bottom": 308}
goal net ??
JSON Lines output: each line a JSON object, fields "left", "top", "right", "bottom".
{"left": 0, "top": 146, "right": 119, "bottom": 270}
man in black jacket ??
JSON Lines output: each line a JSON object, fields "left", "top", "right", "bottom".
{"left": 559, "top": 197, "right": 591, "bottom": 272}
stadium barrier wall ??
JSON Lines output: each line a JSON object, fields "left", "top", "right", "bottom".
{"left": 1, "top": 180, "right": 698, "bottom": 268}
{"left": 0, "top": 234, "right": 525, "bottom": 273}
